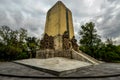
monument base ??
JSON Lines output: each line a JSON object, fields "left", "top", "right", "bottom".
{"left": 36, "top": 49, "right": 72, "bottom": 59}
{"left": 36, "top": 49, "right": 100, "bottom": 65}
{"left": 14, "top": 57, "right": 92, "bottom": 76}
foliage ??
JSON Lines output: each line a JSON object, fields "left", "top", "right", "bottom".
{"left": 0, "top": 26, "right": 40, "bottom": 61}
{"left": 79, "top": 22, "right": 101, "bottom": 57}
{"left": 97, "top": 42, "right": 120, "bottom": 62}
{"left": 16, "top": 52, "right": 29, "bottom": 60}
{"left": 26, "top": 37, "right": 40, "bottom": 58}
{"left": 79, "top": 22, "right": 120, "bottom": 62}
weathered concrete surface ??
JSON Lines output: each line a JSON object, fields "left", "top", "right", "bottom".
{"left": 0, "top": 62, "right": 120, "bottom": 80}
{"left": 15, "top": 57, "right": 92, "bottom": 76}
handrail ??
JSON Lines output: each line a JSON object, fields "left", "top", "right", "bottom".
{"left": 72, "top": 49, "right": 99, "bottom": 64}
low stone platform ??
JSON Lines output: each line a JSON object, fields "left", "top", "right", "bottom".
{"left": 14, "top": 57, "right": 92, "bottom": 76}
{"left": 0, "top": 61, "right": 120, "bottom": 80}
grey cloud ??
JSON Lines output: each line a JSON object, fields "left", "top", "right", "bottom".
{"left": 87, "top": 0, "right": 120, "bottom": 44}
{"left": 0, "top": 0, "right": 120, "bottom": 44}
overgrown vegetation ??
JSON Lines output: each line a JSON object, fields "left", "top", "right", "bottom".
{"left": 0, "top": 26, "right": 40, "bottom": 61}
{"left": 79, "top": 22, "right": 120, "bottom": 62}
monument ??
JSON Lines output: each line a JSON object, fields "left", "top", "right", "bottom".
{"left": 37, "top": 1, "right": 99, "bottom": 65}
{"left": 40, "top": 1, "right": 78, "bottom": 51}
{"left": 15, "top": 1, "right": 100, "bottom": 76}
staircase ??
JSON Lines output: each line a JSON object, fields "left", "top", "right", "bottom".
{"left": 71, "top": 49, "right": 100, "bottom": 65}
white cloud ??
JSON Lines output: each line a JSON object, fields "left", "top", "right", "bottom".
{"left": 97, "top": 17, "right": 103, "bottom": 23}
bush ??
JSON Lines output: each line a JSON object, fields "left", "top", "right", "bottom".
{"left": 104, "top": 52, "right": 120, "bottom": 62}
{"left": 16, "top": 52, "right": 29, "bottom": 60}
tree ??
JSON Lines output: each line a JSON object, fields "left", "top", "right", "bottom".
{"left": 26, "top": 37, "right": 39, "bottom": 58}
{"left": 0, "top": 26, "right": 29, "bottom": 61}
{"left": 79, "top": 22, "right": 101, "bottom": 57}
{"left": 0, "top": 26, "right": 12, "bottom": 45}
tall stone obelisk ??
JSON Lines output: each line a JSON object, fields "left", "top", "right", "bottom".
{"left": 41, "top": 1, "right": 78, "bottom": 50}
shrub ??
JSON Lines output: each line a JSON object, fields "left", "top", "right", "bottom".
{"left": 16, "top": 52, "right": 29, "bottom": 60}
{"left": 104, "top": 52, "right": 120, "bottom": 62}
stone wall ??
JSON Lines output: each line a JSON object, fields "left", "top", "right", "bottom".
{"left": 44, "top": 1, "right": 74, "bottom": 37}
{"left": 36, "top": 49, "right": 72, "bottom": 59}
{"left": 67, "top": 9, "right": 74, "bottom": 39}
{"left": 45, "top": 1, "right": 67, "bottom": 37}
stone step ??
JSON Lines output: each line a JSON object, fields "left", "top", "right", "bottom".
{"left": 71, "top": 49, "right": 100, "bottom": 65}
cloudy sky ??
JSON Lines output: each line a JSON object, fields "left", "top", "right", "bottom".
{"left": 0, "top": 0, "right": 120, "bottom": 44}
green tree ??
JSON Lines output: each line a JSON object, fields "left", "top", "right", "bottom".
{"left": 0, "top": 26, "right": 29, "bottom": 61}
{"left": 26, "top": 37, "right": 39, "bottom": 58}
{"left": 79, "top": 22, "right": 101, "bottom": 58}
{"left": 96, "top": 38, "right": 120, "bottom": 62}
{"left": 0, "top": 26, "right": 11, "bottom": 45}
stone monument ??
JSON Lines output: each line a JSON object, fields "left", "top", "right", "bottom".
{"left": 37, "top": 1, "right": 99, "bottom": 65}
{"left": 14, "top": 1, "right": 100, "bottom": 77}
{"left": 40, "top": 1, "right": 78, "bottom": 51}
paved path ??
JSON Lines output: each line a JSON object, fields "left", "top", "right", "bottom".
{"left": 0, "top": 62, "right": 120, "bottom": 80}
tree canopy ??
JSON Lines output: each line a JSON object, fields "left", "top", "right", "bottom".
{"left": 79, "top": 22, "right": 120, "bottom": 62}
{"left": 0, "top": 26, "right": 40, "bottom": 61}
{"left": 79, "top": 22, "right": 101, "bottom": 57}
